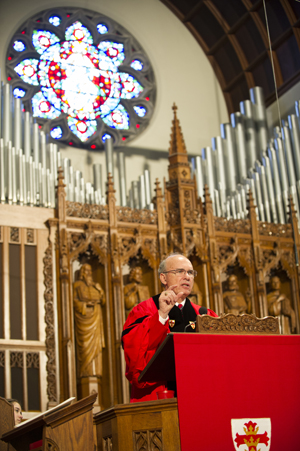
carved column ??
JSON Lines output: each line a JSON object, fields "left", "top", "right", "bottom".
{"left": 248, "top": 190, "right": 266, "bottom": 317}
{"left": 155, "top": 179, "right": 168, "bottom": 268}
{"left": 44, "top": 218, "right": 59, "bottom": 407}
{"left": 204, "top": 185, "right": 222, "bottom": 314}
{"left": 196, "top": 194, "right": 211, "bottom": 309}
{"left": 56, "top": 167, "right": 76, "bottom": 399}
{"left": 288, "top": 196, "right": 300, "bottom": 333}
{"left": 106, "top": 174, "right": 128, "bottom": 404}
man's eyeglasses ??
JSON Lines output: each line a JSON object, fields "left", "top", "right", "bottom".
{"left": 162, "top": 268, "right": 197, "bottom": 277}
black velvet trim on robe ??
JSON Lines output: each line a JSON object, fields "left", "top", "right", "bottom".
{"left": 153, "top": 294, "right": 199, "bottom": 396}
{"left": 152, "top": 294, "right": 197, "bottom": 333}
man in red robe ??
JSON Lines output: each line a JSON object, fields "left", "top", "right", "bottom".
{"left": 122, "top": 253, "right": 217, "bottom": 402}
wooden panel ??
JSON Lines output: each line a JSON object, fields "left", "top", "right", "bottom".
{"left": 132, "top": 412, "right": 161, "bottom": 429}
{"left": 116, "top": 415, "right": 133, "bottom": 451}
{"left": 45, "top": 410, "right": 94, "bottom": 451}
{"left": 0, "top": 397, "right": 14, "bottom": 451}
{"left": 161, "top": 409, "right": 181, "bottom": 451}
{"left": 94, "top": 399, "right": 180, "bottom": 451}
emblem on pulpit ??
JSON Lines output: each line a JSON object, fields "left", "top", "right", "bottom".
{"left": 231, "top": 419, "right": 271, "bottom": 451}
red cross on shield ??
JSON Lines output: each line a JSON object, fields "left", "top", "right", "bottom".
{"left": 231, "top": 418, "right": 271, "bottom": 451}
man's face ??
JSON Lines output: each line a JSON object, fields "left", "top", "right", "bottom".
{"left": 82, "top": 265, "right": 93, "bottom": 285}
{"left": 228, "top": 275, "right": 238, "bottom": 291}
{"left": 271, "top": 277, "right": 280, "bottom": 290}
{"left": 159, "top": 255, "right": 194, "bottom": 298}
{"left": 131, "top": 268, "right": 142, "bottom": 284}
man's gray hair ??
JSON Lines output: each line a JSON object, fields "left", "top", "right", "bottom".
{"left": 158, "top": 253, "right": 186, "bottom": 275}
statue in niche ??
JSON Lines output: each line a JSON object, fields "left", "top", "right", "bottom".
{"left": 73, "top": 263, "right": 105, "bottom": 378}
{"left": 124, "top": 267, "right": 150, "bottom": 318}
{"left": 223, "top": 274, "right": 251, "bottom": 315}
{"left": 267, "top": 276, "right": 296, "bottom": 334}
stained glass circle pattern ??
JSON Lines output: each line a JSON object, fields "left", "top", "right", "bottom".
{"left": 6, "top": 8, "right": 156, "bottom": 149}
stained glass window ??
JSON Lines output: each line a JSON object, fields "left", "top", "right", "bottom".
{"left": 13, "top": 87, "right": 26, "bottom": 98}
{"left": 50, "top": 126, "right": 63, "bottom": 139}
{"left": 6, "top": 7, "right": 156, "bottom": 149}
{"left": 131, "top": 60, "right": 143, "bottom": 71}
{"left": 134, "top": 105, "right": 147, "bottom": 117}
{"left": 13, "top": 41, "right": 26, "bottom": 52}
{"left": 49, "top": 16, "right": 61, "bottom": 27}
{"left": 97, "top": 23, "right": 108, "bottom": 35}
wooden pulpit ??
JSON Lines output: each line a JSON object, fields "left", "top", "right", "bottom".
{"left": 139, "top": 315, "right": 300, "bottom": 451}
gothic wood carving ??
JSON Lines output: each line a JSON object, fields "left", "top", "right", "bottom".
{"left": 196, "top": 313, "right": 279, "bottom": 335}
{"left": 45, "top": 438, "right": 59, "bottom": 451}
{"left": 66, "top": 201, "right": 109, "bottom": 220}
{"left": 103, "top": 436, "right": 113, "bottom": 451}
{"left": 43, "top": 243, "right": 57, "bottom": 404}
{"left": 134, "top": 430, "right": 162, "bottom": 451}
{"left": 141, "top": 238, "right": 159, "bottom": 269}
{"left": 10, "top": 227, "right": 19, "bottom": 242}
{"left": 237, "top": 247, "right": 254, "bottom": 276}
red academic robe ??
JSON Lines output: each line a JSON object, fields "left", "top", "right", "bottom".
{"left": 122, "top": 296, "right": 217, "bottom": 402}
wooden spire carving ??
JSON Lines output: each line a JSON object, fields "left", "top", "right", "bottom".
{"left": 165, "top": 104, "right": 201, "bottom": 255}
{"left": 168, "top": 103, "right": 190, "bottom": 181}
{"left": 169, "top": 103, "right": 188, "bottom": 155}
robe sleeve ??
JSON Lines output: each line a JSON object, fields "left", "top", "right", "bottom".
{"left": 122, "top": 298, "right": 169, "bottom": 389}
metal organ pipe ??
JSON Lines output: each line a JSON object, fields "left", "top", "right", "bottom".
{"left": 255, "top": 160, "right": 271, "bottom": 223}
{"left": 231, "top": 112, "right": 248, "bottom": 183}
{"left": 202, "top": 146, "right": 216, "bottom": 214}
{"left": 0, "top": 139, "right": 5, "bottom": 204}
{"left": 274, "top": 130, "right": 289, "bottom": 221}
{"left": 1, "top": 80, "right": 300, "bottom": 228}
{"left": 105, "top": 137, "right": 114, "bottom": 180}
{"left": 240, "top": 99, "right": 257, "bottom": 169}
{"left": 14, "top": 98, "right": 22, "bottom": 153}
{"left": 191, "top": 156, "right": 204, "bottom": 199}
{"left": 187, "top": 84, "right": 300, "bottom": 229}
{"left": 3, "top": 84, "right": 12, "bottom": 148}
{"left": 288, "top": 114, "right": 300, "bottom": 205}
{"left": 221, "top": 123, "right": 237, "bottom": 194}
{"left": 212, "top": 136, "right": 226, "bottom": 215}
{"left": 144, "top": 169, "right": 151, "bottom": 208}
{"left": 250, "top": 87, "right": 269, "bottom": 158}
{"left": 24, "top": 112, "right": 31, "bottom": 160}
{"left": 118, "top": 152, "right": 127, "bottom": 207}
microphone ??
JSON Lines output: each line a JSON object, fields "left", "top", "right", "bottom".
{"left": 184, "top": 322, "right": 196, "bottom": 332}
{"left": 183, "top": 307, "right": 208, "bottom": 331}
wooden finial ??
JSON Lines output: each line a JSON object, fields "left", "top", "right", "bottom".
{"left": 169, "top": 103, "right": 187, "bottom": 155}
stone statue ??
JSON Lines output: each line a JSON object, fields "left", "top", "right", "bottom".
{"left": 267, "top": 276, "right": 296, "bottom": 334}
{"left": 223, "top": 274, "right": 251, "bottom": 315}
{"left": 73, "top": 263, "right": 105, "bottom": 378}
{"left": 124, "top": 267, "right": 150, "bottom": 317}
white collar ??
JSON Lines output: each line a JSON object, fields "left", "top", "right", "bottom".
{"left": 175, "top": 298, "right": 186, "bottom": 307}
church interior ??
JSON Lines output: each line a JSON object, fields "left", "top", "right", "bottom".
{"left": 0, "top": 0, "right": 300, "bottom": 449}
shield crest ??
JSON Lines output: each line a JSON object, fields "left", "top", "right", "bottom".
{"left": 231, "top": 418, "right": 271, "bottom": 451}
{"left": 169, "top": 320, "right": 175, "bottom": 328}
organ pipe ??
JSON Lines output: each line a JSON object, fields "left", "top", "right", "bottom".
{"left": 1, "top": 80, "right": 300, "bottom": 230}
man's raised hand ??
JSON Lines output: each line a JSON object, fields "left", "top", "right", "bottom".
{"left": 158, "top": 285, "right": 184, "bottom": 319}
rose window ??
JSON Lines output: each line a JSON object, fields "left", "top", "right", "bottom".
{"left": 6, "top": 8, "right": 156, "bottom": 148}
